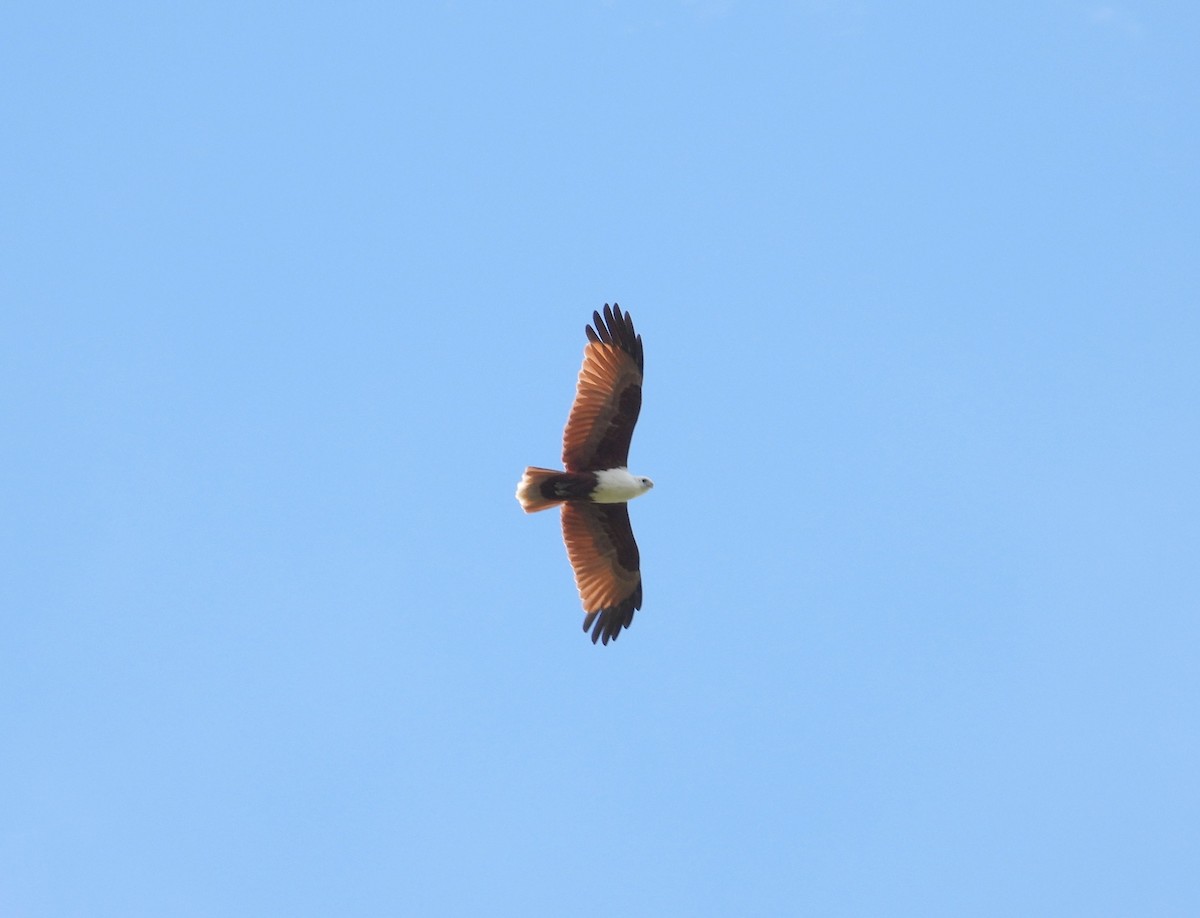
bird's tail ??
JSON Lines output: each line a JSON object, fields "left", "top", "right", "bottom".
{"left": 515, "top": 467, "right": 564, "bottom": 513}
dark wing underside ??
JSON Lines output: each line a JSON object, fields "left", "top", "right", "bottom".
{"left": 561, "top": 502, "right": 642, "bottom": 645}
{"left": 562, "top": 304, "right": 643, "bottom": 472}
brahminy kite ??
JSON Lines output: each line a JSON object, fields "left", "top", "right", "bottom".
{"left": 516, "top": 304, "right": 652, "bottom": 644}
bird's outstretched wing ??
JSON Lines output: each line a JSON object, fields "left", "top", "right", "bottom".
{"left": 562, "top": 304, "right": 643, "bottom": 472}
{"left": 561, "top": 502, "right": 642, "bottom": 644}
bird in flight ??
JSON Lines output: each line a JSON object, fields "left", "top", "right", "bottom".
{"left": 516, "top": 304, "right": 653, "bottom": 644}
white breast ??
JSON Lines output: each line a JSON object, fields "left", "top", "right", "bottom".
{"left": 592, "top": 468, "right": 654, "bottom": 503}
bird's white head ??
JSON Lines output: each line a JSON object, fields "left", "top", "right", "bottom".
{"left": 593, "top": 468, "right": 654, "bottom": 503}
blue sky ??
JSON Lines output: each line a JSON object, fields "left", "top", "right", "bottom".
{"left": 2, "top": 2, "right": 1198, "bottom": 915}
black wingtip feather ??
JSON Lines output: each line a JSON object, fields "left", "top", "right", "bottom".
{"left": 592, "top": 310, "right": 610, "bottom": 344}
{"left": 587, "top": 303, "right": 643, "bottom": 373}
{"left": 583, "top": 608, "right": 635, "bottom": 645}
{"left": 580, "top": 580, "right": 642, "bottom": 645}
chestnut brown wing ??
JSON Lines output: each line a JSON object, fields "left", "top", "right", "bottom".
{"left": 561, "top": 304, "right": 643, "bottom": 472}
{"left": 561, "top": 502, "right": 642, "bottom": 645}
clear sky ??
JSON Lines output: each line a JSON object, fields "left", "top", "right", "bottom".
{"left": 3, "top": 2, "right": 1198, "bottom": 916}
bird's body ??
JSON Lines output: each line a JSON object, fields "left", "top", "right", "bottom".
{"left": 515, "top": 304, "right": 651, "bottom": 644}
{"left": 591, "top": 468, "right": 654, "bottom": 503}
{"left": 516, "top": 467, "right": 652, "bottom": 509}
